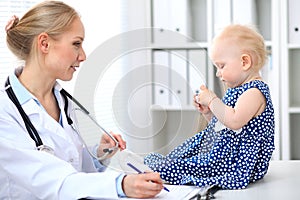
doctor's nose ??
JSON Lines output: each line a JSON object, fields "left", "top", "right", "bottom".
{"left": 78, "top": 48, "right": 86, "bottom": 62}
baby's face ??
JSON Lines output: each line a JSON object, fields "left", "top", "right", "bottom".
{"left": 210, "top": 39, "right": 248, "bottom": 88}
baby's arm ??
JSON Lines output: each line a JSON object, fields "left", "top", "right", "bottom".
{"left": 198, "top": 86, "right": 266, "bottom": 130}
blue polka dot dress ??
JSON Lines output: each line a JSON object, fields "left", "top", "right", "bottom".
{"left": 144, "top": 80, "right": 275, "bottom": 189}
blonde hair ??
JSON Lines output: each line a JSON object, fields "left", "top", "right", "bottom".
{"left": 213, "top": 24, "right": 268, "bottom": 70}
{"left": 6, "top": 1, "right": 79, "bottom": 60}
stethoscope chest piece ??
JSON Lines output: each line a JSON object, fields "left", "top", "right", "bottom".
{"left": 37, "top": 145, "right": 55, "bottom": 155}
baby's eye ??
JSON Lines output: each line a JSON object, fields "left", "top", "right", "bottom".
{"left": 216, "top": 63, "right": 225, "bottom": 69}
{"left": 214, "top": 64, "right": 224, "bottom": 69}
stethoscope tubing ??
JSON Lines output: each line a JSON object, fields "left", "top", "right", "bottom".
{"left": 70, "top": 107, "right": 119, "bottom": 160}
{"left": 5, "top": 77, "right": 119, "bottom": 160}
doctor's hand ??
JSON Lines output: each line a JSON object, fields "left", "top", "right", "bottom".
{"left": 122, "top": 172, "right": 163, "bottom": 198}
{"left": 97, "top": 132, "right": 126, "bottom": 159}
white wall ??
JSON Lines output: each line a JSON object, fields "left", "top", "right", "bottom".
{"left": 63, "top": 0, "right": 154, "bottom": 153}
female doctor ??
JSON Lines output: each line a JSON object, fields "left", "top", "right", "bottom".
{"left": 0, "top": 1, "right": 163, "bottom": 199}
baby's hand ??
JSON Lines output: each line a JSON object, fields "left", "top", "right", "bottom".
{"left": 193, "top": 90, "right": 201, "bottom": 106}
{"left": 198, "top": 85, "right": 217, "bottom": 107}
{"left": 193, "top": 88, "right": 211, "bottom": 115}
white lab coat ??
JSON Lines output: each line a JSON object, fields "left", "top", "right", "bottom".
{"left": 0, "top": 75, "right": 120, "bottom": 200}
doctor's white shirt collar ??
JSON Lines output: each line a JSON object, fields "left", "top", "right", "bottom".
{"left": 9, "top": 67, "right": 64, "bottom": 125}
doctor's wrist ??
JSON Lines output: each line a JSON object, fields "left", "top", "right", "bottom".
{"left": 116, "top": 174, "right": 127, "bottom": 197}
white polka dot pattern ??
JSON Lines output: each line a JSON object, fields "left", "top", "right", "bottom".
{"left": 144, "top": 80, "right": 275, "bottom": 189}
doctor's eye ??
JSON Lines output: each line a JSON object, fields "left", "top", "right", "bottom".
{"left": 73, "top": 41, "right": 82, "bottom": 47}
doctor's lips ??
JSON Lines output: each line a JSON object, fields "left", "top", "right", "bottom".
{"left": 71, "top": 65, "right": 79, "bottom": 71}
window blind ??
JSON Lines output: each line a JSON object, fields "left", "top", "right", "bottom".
{"left": 0, "top": 0, "right": 41, "bottom": 86}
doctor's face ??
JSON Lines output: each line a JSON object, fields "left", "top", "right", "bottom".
{"left": 45, "top": 17, "right": 86, "bottom": 81}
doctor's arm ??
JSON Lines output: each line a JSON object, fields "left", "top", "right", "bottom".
{"left": 0, "top": 116, "right": 120, "bottom": 199}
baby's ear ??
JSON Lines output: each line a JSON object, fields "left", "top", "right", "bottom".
{"left": 241, "top": 54, "right": 252, "bottom": 70}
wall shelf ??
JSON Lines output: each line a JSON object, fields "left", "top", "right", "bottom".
{"left": 149, "top": 0, "right": 281, "bottom": 158}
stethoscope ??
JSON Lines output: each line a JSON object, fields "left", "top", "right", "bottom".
{"left": 4, "top": 77, "right": 119, "bottom": 160}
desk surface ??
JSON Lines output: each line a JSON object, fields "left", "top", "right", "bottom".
{"left": 216, "top": 161, "right": 300, "bottom": 200}
{"left": 105, "top": 161, "right": 299, "bottom": 200}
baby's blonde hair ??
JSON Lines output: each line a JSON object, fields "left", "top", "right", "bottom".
{"left": 6, "top": 1, "right": 79, "bottom": 61}
{"left": 213, "top": 24, "right": 268, "bottom": 70}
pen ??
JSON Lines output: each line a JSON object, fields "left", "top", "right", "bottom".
{"left": 127, "top": 162, "right": 170, "bottom": 192}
